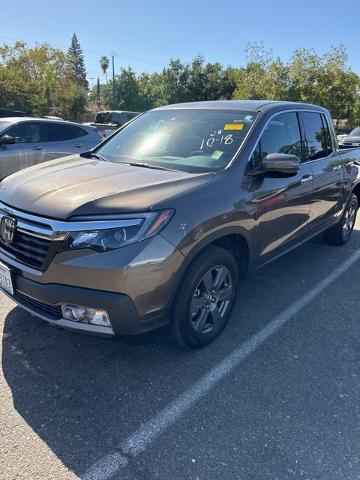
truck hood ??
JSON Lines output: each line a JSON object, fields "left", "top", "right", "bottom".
{"left": 0, "top": 155, "right": 215, "bottom": 220}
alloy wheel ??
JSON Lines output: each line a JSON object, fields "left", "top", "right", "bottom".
{"left": 190, "top": 265, "right": 233, "bottom": 335}
{"left": 342, "top": 199, "right": 357, "bottom": 241}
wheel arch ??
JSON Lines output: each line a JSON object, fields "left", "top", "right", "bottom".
{"left": 351, "top": 183, "right": 360, "bottom": 208}
{"left": 166, "top": 228, "right": 250, "bottom": 312}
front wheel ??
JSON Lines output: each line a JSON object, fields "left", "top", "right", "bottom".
{"left": 169, "top": 246, "right": 239, "bottom": 349}
{"left": 323, "top": 193, "right": 358, "bottom": 245}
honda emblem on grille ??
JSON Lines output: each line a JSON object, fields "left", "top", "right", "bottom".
{"left": 0, "top": 216, "right": 17, "bottom": 244}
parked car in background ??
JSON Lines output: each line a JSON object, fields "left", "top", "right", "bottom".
{"left": 84, "top": 110, "right": 140, "bottom": 138}
{"left": 0, "top": 108, "right": 26, "bottom": 118}
{"left": 338, "top": 127, "right": 360, "bottom": 148}
{"left": 0, "top": 117, "right": 102, "bottom": 179}
{"left": 0, "top": 100, "right": 360, "bottom": 349}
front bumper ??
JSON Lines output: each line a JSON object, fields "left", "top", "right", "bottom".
{"left": 1, "top": 273, "right": 167, "bottom": 336}
{"left": 0, "top": 202, "right": 186, "bottom": 335}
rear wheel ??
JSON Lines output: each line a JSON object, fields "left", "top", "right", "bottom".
{"left": 323, "top": 193, "right": 358, "bottom": 245}
{"left": 170, "top": 246, "right": 239, "bottom": 349}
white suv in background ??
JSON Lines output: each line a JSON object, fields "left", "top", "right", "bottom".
{"left": 0, "top": 117, "right": 102, "bottom": 179}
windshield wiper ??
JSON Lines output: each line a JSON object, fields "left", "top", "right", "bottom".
{"left": 122, "top": 162, "right": 177, "bottom": 172}
{"left": 89, "top": 152, "right": 109, "bottom": 162}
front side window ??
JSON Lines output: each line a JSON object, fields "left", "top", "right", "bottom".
{"left": 250, "top": 112, "right": 302, "bottom": 169}
{"left": 97, "top": 109, "right": 257, "bottom": 173}
{"left": 301, "top": 112, "right": 329, "bottom": 160}
{"left": 7, "top": 122, "right": 41, "bottom": 143}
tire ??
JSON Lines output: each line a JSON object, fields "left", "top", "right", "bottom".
{"left": 169, "top": 246, "right": 239, "bottom": 349}
{"left": 323, "top": 193, "right": 358, "bottom": 246}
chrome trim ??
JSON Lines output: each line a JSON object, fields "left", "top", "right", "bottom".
{"left": 300, "top": 175, "right": 314, "bottom": 183}
{"left": 0, "top": 201, "right": 143, "bottom": 240}
{"left": 246, "top": 108, "right": 336, "bottom": 165}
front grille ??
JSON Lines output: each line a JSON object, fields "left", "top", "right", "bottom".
{"left": 0, "top": 231, "right": 52, "bottom": 269}
{"left": 16, "top": 291, "right": 62, "bottom": 319}
{"left": 0, "top": 203, "right": 65, "bottom": 270}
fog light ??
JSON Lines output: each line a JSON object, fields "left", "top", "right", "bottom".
{"left": 61, "top": 304, "right": 111, "bottom": 327}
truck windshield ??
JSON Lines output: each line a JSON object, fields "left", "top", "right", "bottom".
{"left": 97, "top": 109, "right": 257, "bottom": 173}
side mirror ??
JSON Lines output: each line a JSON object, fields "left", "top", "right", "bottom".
{"left": 0, "top": 134, "right": 16, "bottom": 145}
{"left": 262, "top": 153, "right": 300, "bottom": 175}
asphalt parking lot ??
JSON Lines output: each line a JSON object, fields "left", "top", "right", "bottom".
{"left": 1, "top": 223, "right": 360, "bottom": 480}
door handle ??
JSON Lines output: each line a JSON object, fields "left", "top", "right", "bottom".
{"left": 74, "top": 144, "right": 83, "bottom": 148}
{"left": 300, "top": 175, "right": 314, "bottom": 183}
{"left": 32, "top": 146, "right": 42, "bottom": 151}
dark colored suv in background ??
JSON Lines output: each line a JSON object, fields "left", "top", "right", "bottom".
{"left": 0, "top": 100, "right": 360, "bottom": 348}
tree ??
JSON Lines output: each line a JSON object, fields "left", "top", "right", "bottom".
{"left": 232, "top": 43, "right": 288, "bottom": 100}
{"left": 0, "top": 41, "right": 87, "bottom": 119}
{"left": 66, "top": 33, "right": 88, "bottom": 89}
{"left": 100, "top": 56, "right": 110, "bottom": 82}
{"left": 103, "top": 67, "right": 145, "bottom": 111}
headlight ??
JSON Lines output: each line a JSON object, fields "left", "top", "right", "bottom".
{"left": 62, "top": 209, "right": 174, "bottom": 252}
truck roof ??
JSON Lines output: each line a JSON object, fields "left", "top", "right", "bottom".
{"left": 155, "top": 100, "right": 328, "bottom": 114}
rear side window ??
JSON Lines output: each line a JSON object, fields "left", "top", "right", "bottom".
{"left": 301, "top": 112, "right": 331, "bottom": 160}
{"left": 250, "top": 112, "right": 302, "bottom": 169}
{"left": 111, "top": 112, "right": 123, "bottom": 124}
{"left": 95, "top": 112, "right": 110, "bottom": 123}
{"left": 41, "top": 123, "right": 78, "bottom": 142}
{"left": 321, "top": 115, "right": 334, "bottom": 155}
{"left": 71, "top": 125, "right": 88, "bottom": 138}
{"left": 7, "top": 122, "right": 41, "bottom": 143}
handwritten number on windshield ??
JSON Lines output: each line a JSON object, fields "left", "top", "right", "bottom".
{"left": 200, "top": 131, "right": 234, "bottom": 150}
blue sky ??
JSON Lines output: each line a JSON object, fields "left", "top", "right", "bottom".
{"left": 2, "top": 0, "right": 360, "bottom": 87}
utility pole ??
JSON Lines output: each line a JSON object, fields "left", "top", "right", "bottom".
{"left": 112, "top": 52, "right": 115, "bottom": 105}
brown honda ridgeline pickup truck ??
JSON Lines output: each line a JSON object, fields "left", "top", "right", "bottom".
{"left": 1, "top": 100, "right": 360, "bottom": 348}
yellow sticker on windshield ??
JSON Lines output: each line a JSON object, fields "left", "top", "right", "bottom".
{"left": 224, "top": 123, "right": 244, "bottom": 131}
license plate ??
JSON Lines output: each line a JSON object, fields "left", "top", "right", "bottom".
{"left": 0, "top": 262, "right": 13, "bottom": 295}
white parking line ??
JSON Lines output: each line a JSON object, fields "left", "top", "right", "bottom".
{"left": 81, "top": 248, "right": 360, "bottom": 480}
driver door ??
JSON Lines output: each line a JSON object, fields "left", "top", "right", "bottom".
{"left": 248, "top": 112, "right": 314, "bottom": 261}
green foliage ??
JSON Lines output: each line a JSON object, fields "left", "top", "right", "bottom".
{"left": 1, "top": 39, "right": 359, "bottom": 127}
{"left": 0, "top": 39, "right": 88, "bottom": 120}
{"left": 100, "top": 56, "right": 109, "bottom": 74}
{"left": 66, "top": 33, "right": 88, "bottom": 89}
{"left": 233, "top": 43, "right": 360, "bottom": 125}
{"left": 100, "top": 56, "right": 110, "bottom": 81}
{"left": 99, "top": 56, "right": 235, "bottom": 112}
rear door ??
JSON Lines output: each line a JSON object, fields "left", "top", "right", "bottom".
{"left": 0, "top": 121, "right": 44, "bottom": 177}
{"left": 299, "top": 111, "right": 343, "bottom": 229}
{"left": 40, "top": 122, "right": 87, "bottom": 160}
{"left": 249, "top": 111, "right": 315, "bottom": 258}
